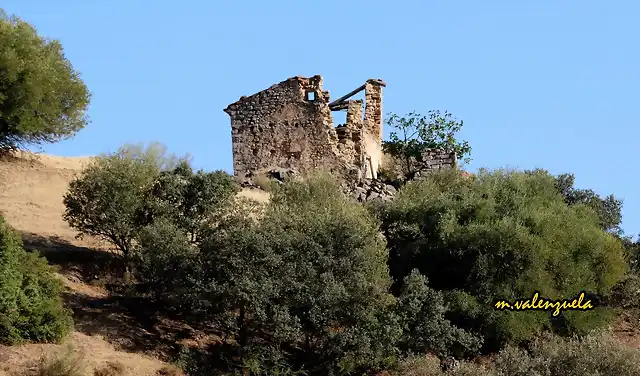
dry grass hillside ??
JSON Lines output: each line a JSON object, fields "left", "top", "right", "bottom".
{"left": 0, "top": 151, "right": 268, "bottom": 376}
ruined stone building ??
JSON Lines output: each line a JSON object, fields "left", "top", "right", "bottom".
{"left": 223, "top": 75, "right": 386, "bottom": 184}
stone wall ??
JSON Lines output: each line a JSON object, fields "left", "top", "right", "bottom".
{"left": 381, "top": 148, "right": 457, "bottom": 181}
{"left": 347, "top": 149, "right": 458, "bottom": 202}
{"left": 414, "top": 149, "right": 457, "bottom": 176}
{"left": 362, "top": 82, "right": 383, "bottom": 179}
{"left": 224, "top": 75, "right": 385, "bottom": 184}
{"left": 224, "top": 76, "right": 338, "bottom": 183}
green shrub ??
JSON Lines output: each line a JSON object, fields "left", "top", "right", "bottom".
{"left": 377, "top": 168, "right": 627, "bottom": 348}
{"left": 132, "top": 218, "right": 202, "bottom": 311}
{"left": 146, "top": 160, "right": 239, "bottom": 243}
{"left": 63, "top": 142, "right": 237, "bottom": 269}
{"left": 0, "top": 215, "right": 72, "bottom": 344}
{"left": 0, "top": 11, "right": 90, "bottom": 150}
{"left": 394, "top": 331, "right": 640, "bottom": 375}
{"left": 552, "top": 172, "right": 623, "bottom": 234}
{"left": 493, "top": 331, "right": 640, "bottom": 376}
{"left": 609, "top": 273, "right": 640, "bottom": 308}
{"left": 63, "top": 143, "right": 189, "bottom": 262}
{"left": 396, "top": 271, "right": 483, "bottom": 358}
{"left": 202, "top": 174, "right": 401, "bottom": 374}
{"left": 138, "top": 174, "right": 402, "bottom": 375}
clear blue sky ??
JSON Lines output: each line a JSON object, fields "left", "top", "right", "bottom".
{"left": 3, "top": 1, "right": 639, "bottom": 236}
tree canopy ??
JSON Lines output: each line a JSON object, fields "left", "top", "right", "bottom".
{"left": 382, "top": 110, "right": 471, "bottom": 181}
{"left": 0, "top": 11, "right": 90, "bottom": 150}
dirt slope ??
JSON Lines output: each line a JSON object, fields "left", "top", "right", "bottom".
{"left": 0, "top": 152, "right": 94, "bottom": 239}
{"left": 0, "top": 151, "right": 270, "bottom": 375}
{"left": 0, "top": 152, "right": 170, "bottom": 376}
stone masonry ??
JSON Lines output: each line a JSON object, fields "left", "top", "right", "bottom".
{"left": 348, "top": 149, "right": 458, "bottom": 203}
{"left": 224, "top": 75, "right": 460, "bottom": 202}
{"left": 224, "top": 75, "right": 386, "bottom": 184}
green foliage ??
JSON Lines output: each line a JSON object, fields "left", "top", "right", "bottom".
{"left": 609, "top": 273, "right": 640, "bottom": 309}
{"left": 205, "top": 174, "right": 400, "bottom": 374}
{"left": 146, "top": 160, "right": 240, "bottom": 243}
{"left": 552, "top": 172, "right": 623, "bottom": 234}
{"left": 376, "top": 168, "right": 627, "bottom": 349}
{"left": 550, "top": 171, "right": 633, "bottom": 313}
{"left": 396, "top": 271, "right": 483, "bottom": 358}
{"left": 394, "top": 331, "right": 640, "bottom": 376}
{"left": 137, "top": 174, "right": 402, "bottom": 374}
{"left": 620, "top": 235, "right": 640, "bottom": 272}
{"left": 0, "top": 215, "right": 72, "bottom": 345}
{"left": 174, "top": 345, "right": 308, "bottom": 376}
{"left": 132, "top": 219, "right": 201, "bottom": 308}
{"left": 0, "top": 11, "right": 90, "bottom": 150}
{"left": 493, "top": 331, "right": 640, "bottom": 376}
{"left": 383, "top": 111, "right": 471, "bottom": 180}
{"left": 62, "top": 142, "right": 189, "bottom": 258}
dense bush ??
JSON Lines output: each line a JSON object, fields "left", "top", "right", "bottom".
{"left": 376, "top": 168, "right": 627, "bottom": 349}
{"left": 165, "top": 175, "right": 401, "bottom": 374}
{"left": 552, "top": 171, "right": 623, "bottom": 234}
{"left": 396, "top": 271, "right": 483, "bottom": 358}
{"left": 63, "top": 143, "right": 238, "bottom": 269}
{"left": 132, "top": 218, "right": 203, "bottom": 311}
{"left": 63, "top": 143, "right": 183, "bottom": 259}
{"left": 0, "top": 11, "right": 90, "bottom": 150}
{"left": 135, "top": 174, "right": 480, "bottom": 375}
{"left": 0, "top": 215, "right": 72, "bottom": 344}
{"left": 145, "top": 160, "right": 239, "bottom": 243}
{"left": 394, "top": 331, "right": 640, "bottom": 376}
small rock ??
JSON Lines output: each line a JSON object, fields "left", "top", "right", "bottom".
{"left": 354, "top": 187, "right": 367, "bottom": 196}
{"left": 384, "top": 184, "right": 397, "bottom": 194}
{"left": 367, "top": 192, "right": 380, "bottom": 200}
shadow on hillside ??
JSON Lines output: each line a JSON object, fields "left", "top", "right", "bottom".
{"left": 62, "top": 292, "right": 201, "bottom": 360}
{"left": 20, "top": 231, "right": 219, "bottom": 359}
{"left": 20, "top": 232, "right": 123, "bottom": 280}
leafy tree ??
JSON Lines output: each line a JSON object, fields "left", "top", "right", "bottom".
{"left": 0, "top": 11, "right": 90, "bottom": 150}
{"left": 551, "top": 172, "right": 623, "bottom": 234}
{"left": 549, "top": 171, "right": 636, "bottom": 312}
{"left": 136, "top": 175, "right": 403, "bottom": 374}
{"left": 607, "top": 234, "right": 640, "bottom": 309}
{"left": 376, "top": 168, "right": 627, "bottom": 350}
{"left": 623, "top": 236, "right": 640, "bottom": 272}
{"left": 132, "top": 218, "right": 202, "bottom": 310}
{"left": 146, "top": 160, "right": 240, "bottom": 243}
{"left": 0, "top": 215, "right": 72, "bottom": 344}
{"left": 382, "top": 110, "right": 471, "bottom": 180}
{"left": 204, "top": 174, "right": 401, "bottom": 374}
{"left": 63, "top": 143, "right": 187, "bottom": 262}
{"left": 396, "top": 270, "right": 482, "bottom": 358}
